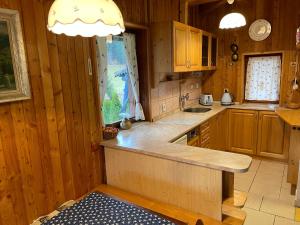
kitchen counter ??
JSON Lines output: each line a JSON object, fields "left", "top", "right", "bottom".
{"left": 102, "top": 103, "right": 253, "bottom": 173}
{"left": 276, "top": 107, "right": 300, "bottom": 127}
{"left": 228, "top": 102, "right": 278, "bottom": 111}
{"left": 101, "top": 102, "right": 297, "bottom": 221}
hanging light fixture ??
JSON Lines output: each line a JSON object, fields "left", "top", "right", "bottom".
{"left": 219, "top": 0, "right": 246, "bottom": 29}
{"left": 47, "top": 0, "right": 125, "bottom": 37}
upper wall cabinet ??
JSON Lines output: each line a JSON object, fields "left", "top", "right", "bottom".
{"left": 151, "top": 21, "right": 217, "bottom": 86}
{"left": 201, "top": 31, "right": 217, "bottom": 70}
{"left": 173, "top": 22, "right": 204, "bottom": 72}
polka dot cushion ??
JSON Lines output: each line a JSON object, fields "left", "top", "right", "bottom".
{"left": 41, "top": 192, "right": 183, "bottom": 225}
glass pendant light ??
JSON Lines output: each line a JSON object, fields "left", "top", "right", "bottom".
{"left": 219, "top": 0, "right": 246, "bottom": 29}
{"left": 47, "top": 0, "right": 125, "bottom": 37}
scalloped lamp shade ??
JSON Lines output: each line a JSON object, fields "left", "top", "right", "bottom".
{"left": 47, "top": 0, "right": 125, "bottom": 37}
{"left": 219, "top": 13, "right": 246, "bottom": 29}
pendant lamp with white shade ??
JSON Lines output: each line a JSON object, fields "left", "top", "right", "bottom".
{"left": 47, "top": 0, "right": 125, "bottom": 37}
{"left": 219, "top": 0, "right": 246, "bottom": 29}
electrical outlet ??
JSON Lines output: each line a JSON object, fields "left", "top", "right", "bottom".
{"left": 161, "top": 103, "right": 167, "bottom": 112}
{"left": 196, "top": 83, "right": 199, "bottom": 89}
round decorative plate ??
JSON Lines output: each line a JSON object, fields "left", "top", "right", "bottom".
{"left": 249, "top": 19, "right": 271, "bottom": 41}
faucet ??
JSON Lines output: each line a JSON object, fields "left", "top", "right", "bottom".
{"left": 180, "top": 93, "right": 190, "bottom": 110}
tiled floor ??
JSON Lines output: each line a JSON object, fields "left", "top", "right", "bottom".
{"left": 235, "top": 158, "right": 300, "bottom": 225}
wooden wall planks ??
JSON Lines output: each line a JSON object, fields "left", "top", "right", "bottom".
{"left": 190, "top": 0, "right": 300, "bottom": 104}
{"left": 0, "top": 0, "right": 104, "bottom": 224}
{"left": 0, "top": 0, "right": 183, "bottom": 224}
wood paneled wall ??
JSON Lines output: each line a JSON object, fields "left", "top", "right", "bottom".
{"left": 190, "top": 0, "right": 300, "bottom": 104}
{"left": 0, "top": 0, "right": 181, "bottom": 224}
{"left": 0, "top": 0, "right": 104, "bottom": 224}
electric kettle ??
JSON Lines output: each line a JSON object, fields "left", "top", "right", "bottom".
{"left": 221, "top": 89, "right": 234, "bottom": 106}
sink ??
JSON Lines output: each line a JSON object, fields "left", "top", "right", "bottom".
{"left": 183, "top": 107, "right": 211, "bottom": 113}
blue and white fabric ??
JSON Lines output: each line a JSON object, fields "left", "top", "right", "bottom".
{"left": 41, "top": 192, "right": 179, "bottom": 225}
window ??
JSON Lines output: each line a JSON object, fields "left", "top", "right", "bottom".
{"left": 101, "top": 36, "right": 135, "bottom": 125}
{"left": 244, "top": 55, "right": 282, "bottom": 102}
{"left": 97, "top": 33, "right": 145, "bottom": 125}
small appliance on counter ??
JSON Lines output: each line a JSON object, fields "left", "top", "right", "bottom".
{"left": 199, "top": 93, "right": 213, "bottom": 106}
{"left": 221, "top": 89, "right": 234, "bottom": 106}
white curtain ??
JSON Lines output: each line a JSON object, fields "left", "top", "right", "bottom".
{"left": 123, "top": 33, "right": 145, "bottom": 120}
{"left": 245, "top": 56, "right": 281, "bottom": 101}
{"left": 96, "top": 37, "right": 108, "bottom": 124}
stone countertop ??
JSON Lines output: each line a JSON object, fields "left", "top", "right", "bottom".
{"left": 276, "top": 107, "right": 300, "bottom": 127}
{"left": 227, "top": 102, "right": 278, "bottom": 111}
{"left": 102, "top": 103, "right": 255, "bottom": 173}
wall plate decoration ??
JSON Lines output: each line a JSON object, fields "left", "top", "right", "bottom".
{"left": 249, "top": 19, "right": 272, "bottom": 41}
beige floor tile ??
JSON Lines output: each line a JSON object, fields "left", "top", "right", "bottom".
{"left": 245, "top": 193, "right": 263, "bottom": 210}
{"left": 243, "top": 207, "right": 275, "bottom": 225}
{"left": 254, "top": 174, "right": 283, "bottom": 186}
{"left": 235, "top": 171, "right": 256, "bottom": 181}
{"left": 261, "top": 197, "right": 295, "bottom": 219}
{"left": 249, "top": 158, "right": 261, "bottom": 172}
{"left": 250, "top": 182, "right": 281, "bottom": 198}
{"left": 280, "top": 187, "right": 296, "bottom": 204}
{"left": 260, "top": 160, "right": 285, "bottom": 169}
{"left": 235, "top": 177, "right": 253, "bottom": 192}
{"left": 284, "top": 165, "right": 288, "bottom": 175}
{"left": 258, "top": 161, "right": 285, "bottom": 175}
{"left": 274, "top": 216, "right": 300, "bottom": 225}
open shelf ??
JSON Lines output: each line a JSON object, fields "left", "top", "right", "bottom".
{"left": 222, "top": 204, "right": 247, "bottom": 223}
{"left": 223, "top": 190, "right": 247, "bottom": 208}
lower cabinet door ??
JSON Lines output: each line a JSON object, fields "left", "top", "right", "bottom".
{"left": 228, "top": 109, "right": 258, "bottom": 155}
{"left": 257, "top": 111, "right": 288, "bottom": 160}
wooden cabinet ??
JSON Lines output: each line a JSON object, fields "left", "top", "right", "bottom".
{"left": 188, "top": 27, "right": 202, "bottom": 71}
{"left": 257, "top": 111, "right": 288, "bottom": 160}
{"left": 201, "top": 31, "right": 218, "bottom": 70}
{"left": 210, "top": 110, "right": 228, "bottom": 151}
{"left": 151, "top": 21, "right": 216, "bottom": 87}
{"left": 173, "top": 21, "right": 202, "bottom": 72}
{"left": 228, "top": 109, "right": 258, "bottom": 155}
{"left": 188, "top": 136, "right": 200, "bottom": 146}
{"left": 211, "top": 35, "right": 218, "bottom": 69}
{"left": 199, "top": 121, "right": 210, "bottom": 148}
{"left": 201, "top": 31, "right": 210, "bottom": 69}
{"left": 173, "top": 22, "right": 189, "bottom": 72}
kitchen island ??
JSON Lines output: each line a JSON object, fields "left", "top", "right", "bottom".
{"left": 101, "top": 104, "right": 253, "bottom": 222}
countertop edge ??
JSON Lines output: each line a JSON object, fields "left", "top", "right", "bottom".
{"left": 101, "top": 142, "right": 252, "bottom": 174}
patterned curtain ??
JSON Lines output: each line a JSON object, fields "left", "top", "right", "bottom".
{"left": 96, "top": 37, "right": 108, "bottom": 125}
{"left": 245, "top": 56, "right": 281, "bottom": 101}
{"left": 123, "top": 33, "right": 145, "bottom": 120}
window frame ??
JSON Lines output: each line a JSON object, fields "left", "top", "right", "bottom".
{"left": 103, "top": 34, "right": 136, "bottom": 127}
{"left": 243, "top": 52, "right": 283, "bottom": 104}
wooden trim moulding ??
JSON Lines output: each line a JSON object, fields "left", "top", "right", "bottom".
{"left": 240, "top": 51, "right": 285, "bottom": 105}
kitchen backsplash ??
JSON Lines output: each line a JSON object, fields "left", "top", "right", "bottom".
{"left": 151, "top": 78, "right": 202, "bottom": 121}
